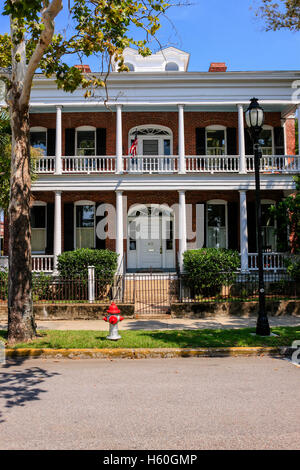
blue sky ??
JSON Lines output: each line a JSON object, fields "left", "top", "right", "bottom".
{"left": 0, "top": 0, "right": 299, "bottom": 72}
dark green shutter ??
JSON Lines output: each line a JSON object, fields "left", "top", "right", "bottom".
{"left": 276, "top": 201, "right": 288, "bottom": 251}
{"left": 64, "top": 203, "right": 74, "bottom": 251}
{"left": 228, "top": 202, "right": 238, "bottom": 250}
{"left": 96, "top": 128, "right": 106, "bottom": 156}
{"left": 196, "top": 128, "right": 206, "bottom": 155}
{"left": 46, "top": 203, "right": 54, "bottom": 254}
{"left": 227, "top": 128, "right": 237, "bottom": 155}
{"left": 274, "top": 127, "right": 285, "bottom": 155}
{"left": 65, "top": 128, "right": 75, "bottom": 156}
{"left": 95, "top": 202, "right": 106, "bottom": 249}
{"left": 247, "top": 202, "right": 257, "bottom": 252}
{"left": 47, "top": 129, "right": 56, "bottom": 156}
{"left": 245, "top": 129, "right": 253, "bottom": 155}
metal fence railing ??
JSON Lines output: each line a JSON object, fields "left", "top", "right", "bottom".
{"left": 176, "top": 271, "right": 300, "bottom": 303}
{"left": 0, "top": 271, "right": 299, "bottom": 306}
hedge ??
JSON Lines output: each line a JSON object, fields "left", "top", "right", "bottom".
{"left": 183, "top": 248, "right": 240, "bottom": 298}
{"left": 57, "top": 248, "right": 118, "bottom": 281}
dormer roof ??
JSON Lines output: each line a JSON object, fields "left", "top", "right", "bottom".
{"left": 112, "top": 46, "right": 190, "bottom": 72}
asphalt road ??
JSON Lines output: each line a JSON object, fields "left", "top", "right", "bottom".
{"left": 0, "top": 357, "right": 299, "bottom": 450}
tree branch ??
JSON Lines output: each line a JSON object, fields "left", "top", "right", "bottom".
{"left": 19, "top": 0, "right": 63, "bottom": 107}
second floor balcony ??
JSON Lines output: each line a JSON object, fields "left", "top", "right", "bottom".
{"left": 34, "top": 153, "right": 300, "bottom": 175}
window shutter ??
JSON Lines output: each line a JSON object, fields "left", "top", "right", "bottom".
{"left": 95, "top": 202, "right": 106, "bottom": 249}
{"left": 47, "top": 129, "right": 56, "bottom": 156}
{"left": 96, "top": 128, "right": 106, "bottom": 156}
{"left": 244, "top": 129, "right": 253, "bottom": 155}
{"left": 196, "top": 128, "right": 206, "bottom": 155}
{"left": 247, "top": 202, "right": 257, "bottom": 252}
{"left": 64, "top": 203, "right": 74, "bottom": 251}
{"left": 196, "top": 203, "right": 205, "bottom": 248}
{"left": 228, "top": 202, "right": 238, "bottom": 250}
{"left": 227, "top": 128, "right": 237, "bottom": 155}
{"left": 276, "top": 201, "right": 288, "bottom": 252}
{"left": 46, "top": 203, "right": 54, "bottom": 254}
{"left": 274, "top": 127, "right": 285, "bottom": 155}
{"left": 65, "top": 128, "right": 75, "bottom": 156}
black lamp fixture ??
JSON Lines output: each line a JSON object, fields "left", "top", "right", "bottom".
{"left": 245, "top": 98, "right": 271, "bottom": 337}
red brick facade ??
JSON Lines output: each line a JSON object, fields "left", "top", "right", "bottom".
{"left": 29, "top": 111, "right": 286, "bottom": 156}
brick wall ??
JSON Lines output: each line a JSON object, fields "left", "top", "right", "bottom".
{"left": 29, "top": 111, "right": 285, "bottom": 156}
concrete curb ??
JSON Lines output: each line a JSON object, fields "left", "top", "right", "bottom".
{"left": 3, "top": 346, "right": 295, "bottom": 360}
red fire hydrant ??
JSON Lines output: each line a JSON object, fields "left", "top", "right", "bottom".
{"left": 103, "top": 302, "right": 124, "bottom": 340}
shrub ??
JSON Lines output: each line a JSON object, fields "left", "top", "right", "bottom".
{"left": 286, "top": 255, "right": 300, "bottom": 281}
{"left": 183, "top": 248, "right": 240, "bottom": 298}
{"left": 32, "top": 272, "right": 53, "bottom": 302}
{"left": 57, "top": 249, "right": 118, "bottom": 282}
{"left": 0, "top": 268, "right": 8, "bottom": 300}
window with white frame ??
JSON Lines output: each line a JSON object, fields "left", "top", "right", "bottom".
{"left": 30, "top": 127, "right": 47, "bottom": 156}
{"left": 206, "top": 126, "right": 226, "bottom": 156}
{"left": 261, "top": 200, "right": 276, "bottom": 251}
{"left": 128, "top": 125, "right": 173, "bottom": 156}
{"left": 31, "top": 203, "right": 47, "bottom": 253}
{"left": 165, "top": 62, "right": 179, "bottom": 71}
{"left": 75, "top": 202, "right": 95, "bottom": 249}
{"left": 259, "top": 126, "right": 274, "bottom": 156}
{"left": 207, "top": 200, "right": 227, "bottom": 249}
{"left": 76, "top": 126, "right": 96, "bottom": 156}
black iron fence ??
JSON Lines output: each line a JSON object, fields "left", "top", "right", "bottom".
{"left": 0, "top": 271, "right": 299, "bottom": 305}
{"left": 176, "top": 271, "right": 300, "bottom": 303}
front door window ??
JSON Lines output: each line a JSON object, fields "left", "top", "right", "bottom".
{"left": 261, "top": 204, "right": 276, "bottom": 251}
{"left": 31, "top": 205, "right": 46, "bottom": 253}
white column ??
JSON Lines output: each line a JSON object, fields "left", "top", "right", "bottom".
{"left": 55, "top": 105, "right": 62, "bottom": 175}
{"left": 178, "top": 190, "right": 187, "bottom": 272}
{"left": 116, "top": 104, "right": 123, "bottom": 174}
{"left": 239, "top": 190, "right": 249, "bottom": 272}
{"left": 298, "top": 105, "right": 300, "bottom": 156}
{"left": 53, "top": 190, "right": 62, "bottom": 273}
{"left": 116, "top": 190, "right": 124, "bottom": 273}
{"left": 178, "top": 104, "right": 186, "bottom": 174}
{"left": 237, "top": 104, "right": 246, "bottom": 174}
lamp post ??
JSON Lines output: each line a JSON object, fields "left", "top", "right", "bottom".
{"left": 245, "top": 98, "right": 271, "bottom": 336}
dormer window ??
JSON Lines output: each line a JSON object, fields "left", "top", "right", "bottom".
{"left": 125, "top": 62, "right": 135, "bottom": 71}
{"left": 165, "top": 62, "right": 179, "bottom": 71}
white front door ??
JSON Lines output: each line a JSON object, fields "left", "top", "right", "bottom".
{"left": 127, "top": 207, "right": 175, "bottom": 271}
{"left": 138, "top": 215, "right": 162, "bottom": 268}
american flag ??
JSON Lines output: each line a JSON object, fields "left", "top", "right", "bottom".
{"left": 129, "top": 131, "right": 138, "bottom": 157}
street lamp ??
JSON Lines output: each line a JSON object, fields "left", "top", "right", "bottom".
{"left": 245, "top": 98, "right": 271, "bottom": 336}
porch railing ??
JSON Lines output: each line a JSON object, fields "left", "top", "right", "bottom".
{"left": 124, "top": 155, "right": 177, "bottom": 173}
{"left": 246, "top": 155, "right": 300, "bottom": 173}
{"left": 186, "top": 155, "right": 239, "bottom": 173}
{"left": 62, "top": 156, "right": 115, "bottom": 173}
{"left": 248, "top": 252, "right": 286, "bottom": 271}
{"left": 32, "top": 255, "right": 54, "bottom": 272}
{"left": 33, "top": 155, "right": 300, "bottom": 175}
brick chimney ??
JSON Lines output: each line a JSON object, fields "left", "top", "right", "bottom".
{"left": 74, "top": 64, "right": 91, "bottom": 73}
{"left": 209, "top": 62, "right": 227, "bottom": 72}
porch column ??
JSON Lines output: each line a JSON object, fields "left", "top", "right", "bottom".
{"left": 239, "top": 190, "right": 249, "bottom": 272}
{"left": 116, "top": 190, "right": 124, "bottom": 273}
{"left": 116, "top": 104, "right": 123, "bottom": 174}
{"left": 178, "top": 190, "right": 187, "bottom": 272}
{"left": 53, "top": 190, "right": 62, "bottom": 273}
{"left": 237, "top": 104, "right": 246, "bottom": 174}
{"left": 178, "top": 104, "right": 186, "bottom": 174}
{"left": 55, "top": 105, "right": 62, "bottom": 175}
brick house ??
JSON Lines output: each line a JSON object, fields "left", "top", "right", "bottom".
{"left": 1, "top": 47, "right": 300, "bottom": 274}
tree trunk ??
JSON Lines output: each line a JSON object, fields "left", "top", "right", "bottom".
{"left": 7, "top": 94, "right": 36, "bottom": 343}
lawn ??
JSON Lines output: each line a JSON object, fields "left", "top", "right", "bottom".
{"left": 0, "top": 327, "right": 300, "bottom": 349}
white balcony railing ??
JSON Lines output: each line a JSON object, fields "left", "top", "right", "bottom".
{"left": 186, "top": 155, "right": 239, "bottom": 173}
{"left": 0, "top": 255, "right": 54, "bottom": 272}
{"left": 246, "top": 155, "right": 300, "bottom": 173}
{"left": 124, "top": 155, "right": 177, "bottom": 173}
{"left": 33, "top": 155, "right": 300, "bottom": 175}
{"left": 248, "top": 252, "right": 286, "bottom": 271}
{"left": 62, "top": 156, "right": 115, "bottom": 173}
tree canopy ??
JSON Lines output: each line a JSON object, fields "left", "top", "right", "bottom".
{"left": 256, "top": 0, "right": 300, "bottom": 31}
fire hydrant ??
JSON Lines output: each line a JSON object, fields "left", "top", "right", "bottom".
{"left": 103, "top": 302, "right": 124, "bottom": 341}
